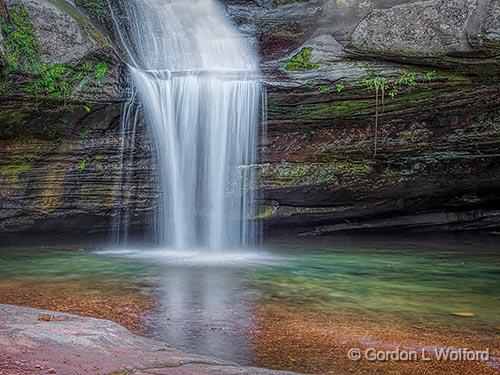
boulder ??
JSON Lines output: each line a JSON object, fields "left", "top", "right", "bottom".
{"left": 3, "top": 0, "right": 110, "bottom": 64}
{"left": 0, "top": 0, "right": 499, "bottom": 239}
{"left": 351, "top": 0, "right": 479, "bottom": 57}
{"left": 0, "top": 304, "right": 299, "bottom": 375}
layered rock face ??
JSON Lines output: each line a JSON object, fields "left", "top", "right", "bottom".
{"left": 0, "top": 0, "right": 499, "bottom": 239}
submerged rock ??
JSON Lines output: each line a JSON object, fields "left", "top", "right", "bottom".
{"left": 451, "top": 312, "right": 476, "bottom": 318}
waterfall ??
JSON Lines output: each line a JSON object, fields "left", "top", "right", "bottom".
{"left": 111, "top": 0, "right": 262, "bottom": 250}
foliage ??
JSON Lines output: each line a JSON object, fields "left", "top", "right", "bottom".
{"left": 80, "top": 0, "right": 107, "bottom": 16}
{"left": 318, "top": 84, "right": 330, "bottom": 93}
{"left": 397, "top": 70, "right": 417, "bottom": 87}
{"left": 1, "top": 5, "right": 108, "bottom": 101}
{"left": 0, "top": 7, "right": 39, "bottom": 74}
{"left": 360, "top": 68, "right": 440, "bottom": 156}
{"left": 42, "top": 121, "right": 66, "bottom": 142}
{"left": 362, "top": 72, "right": 388, "bottom": 157}
{"left": 79, "top": 128, "right": 91, "bottom": 140}
{"left": 95, "top": 61, "right": 108, "bottom": 83}
{"left": 284, "top": 48, "right": 319, "bottom": 71}
{"left": 424, "top": 70, "right": 438, "bottom": 82}
{"left": 317, "top": 83, "right": 345, "bottom": 94}
{"left": 77, "top": 158, "right": 88, "bottom": 170}
{"left": 25, "top": 64, "right": 72, "bottom": 100}
{"left": 24, "top": 61, "right": 99, "bottom": 101}
{"left": 335, "top": 83, "right": 345, "bottom": 93}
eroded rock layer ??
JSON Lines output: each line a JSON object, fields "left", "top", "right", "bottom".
{"left": 0, "top": 0, "right": 499, "bottom": 239}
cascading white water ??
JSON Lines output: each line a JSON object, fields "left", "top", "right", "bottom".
{"left": 111, "top": 0, "right": 262, "bottom": 250}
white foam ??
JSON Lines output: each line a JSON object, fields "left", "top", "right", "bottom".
{"left": 96, "top": 248, "right": 281, "bottom": 267}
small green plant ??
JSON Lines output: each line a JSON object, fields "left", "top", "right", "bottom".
{"left": 388, "top": 88, "right": 398, "bottom": 99}
{"left": 80, "top": 0, "right": 107, "bottom": 16}
{"left": 424, "top": 70, "right": 438, "bottom": 82}
{"left": 25, "top": 64, "right": 72, "bottom": 100}
{"left": 95, "top": 61, "right": 108, "bottom": 83}
{"left": 362, "top": 72, "right": 388, "bottom": 157}
{"left": 42, "top": 121, "right": 66, "bottom": 142}
{"left": 284, "top": 48, "right": 319, "bottom": 71}
{"left": 397, "top": 70, "right": 417, "bottom": 87}
{"left": 335, "top": 83, "right": 345, "bottom": 93}
{"left": 25, "top": 60, "right": 96, "bottom": 101}
{"left": 0, "top": 6, "right": 39, "bottom": 74}
{"left": 318, "top": 84, "right": 330, "bottom": 93}
{"left": 77, "top": 158, "right": 88, "bottom": 170}
{"left": 79, "top": 128, "right": 91, "bottom": 140}
{"left": 60, "top": 142, "right": 71, "bottom": 150}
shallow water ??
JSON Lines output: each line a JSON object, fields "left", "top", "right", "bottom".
{"left": 0, "top": 235, "right": 498, "bottom": 372}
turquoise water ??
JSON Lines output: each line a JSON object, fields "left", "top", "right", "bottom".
{"left": 258, "top": 236, "right": 500, "bottom": 332}
{"left": 0, "top": 235, "right": 498, "bottom": 365}
{"left": 0, "top": 246, "right": 153, "bottom": 294}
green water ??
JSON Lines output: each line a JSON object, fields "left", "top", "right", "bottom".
{"left": 0, "top": 246, "right": 153, "bottom": 294}
{"left": 0, "top": 235, "right": 498, "bottom": 365}
{"left": 257, "top": 236, "right": 500, "bottom": 332}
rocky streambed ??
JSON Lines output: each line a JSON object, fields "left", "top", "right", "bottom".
{"left": 0, "top": 304, "right": 299, "bottom": 375}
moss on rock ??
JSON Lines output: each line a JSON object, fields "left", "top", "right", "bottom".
{"left": 284, "top": 48, "right": 319, "bottom": 71}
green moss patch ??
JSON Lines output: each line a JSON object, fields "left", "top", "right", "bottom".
{"left": 0, "top": 6, "right": 39, "bottom": 74}
{"left": 0, "top": 5, "right": 108, "bottom": 101}
{"left": 24, "top": 60, "right": 106, "bottom": 101}
{"left": 284, "top": 48, "right": 319, "bottom": 71}
{"left": 79, "top": 0, "right": 107, "bottom": 16}
{"left": 0, "top": 159, "right": 32, "bottom": 185}
{"left": 260, "top": 161, "right": 374, "bottom": 188}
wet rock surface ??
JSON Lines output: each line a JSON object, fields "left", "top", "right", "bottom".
{"left": 0, "top": 0, "right": 499, "bottom": 238}
{"left": 0, "top": 304, "right": 298, "bottom": 375}
{"left": 3, "top": 0, "right": 109, "bottom": 64}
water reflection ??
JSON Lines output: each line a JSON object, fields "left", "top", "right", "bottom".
{"left": 98, "top": 248, "right": 281, "bottom": 364}
{"left": 1, "top": 235, "right": 498, "bottom": 372}
{"left": 150, "top": 266, "right": 255, "bottom": 364}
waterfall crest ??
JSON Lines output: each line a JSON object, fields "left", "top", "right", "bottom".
{"left": 112, "top": 0, "right": 262, "bottom": 250}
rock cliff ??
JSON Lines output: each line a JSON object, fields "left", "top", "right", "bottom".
{"left": 0, "top": 0, "right": 499, "bottom": 239}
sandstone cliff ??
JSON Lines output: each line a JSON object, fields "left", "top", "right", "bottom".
{"left": 0, "top": 0, "right": 499, "bottom": 239}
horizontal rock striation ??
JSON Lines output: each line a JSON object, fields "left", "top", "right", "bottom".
{"left": 0, "top": 0, "right": 499, "bottom": 239}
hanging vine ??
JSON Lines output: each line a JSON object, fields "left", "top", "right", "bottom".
{"left": 363, "top": 73, "right": 387, "bottom": 157}
{"left": 362, "top": 69, "right": 428, "bottom": 157}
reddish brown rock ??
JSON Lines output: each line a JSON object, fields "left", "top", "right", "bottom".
{"left": 0, "top": 304, "right": 298, "bottom": 375}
